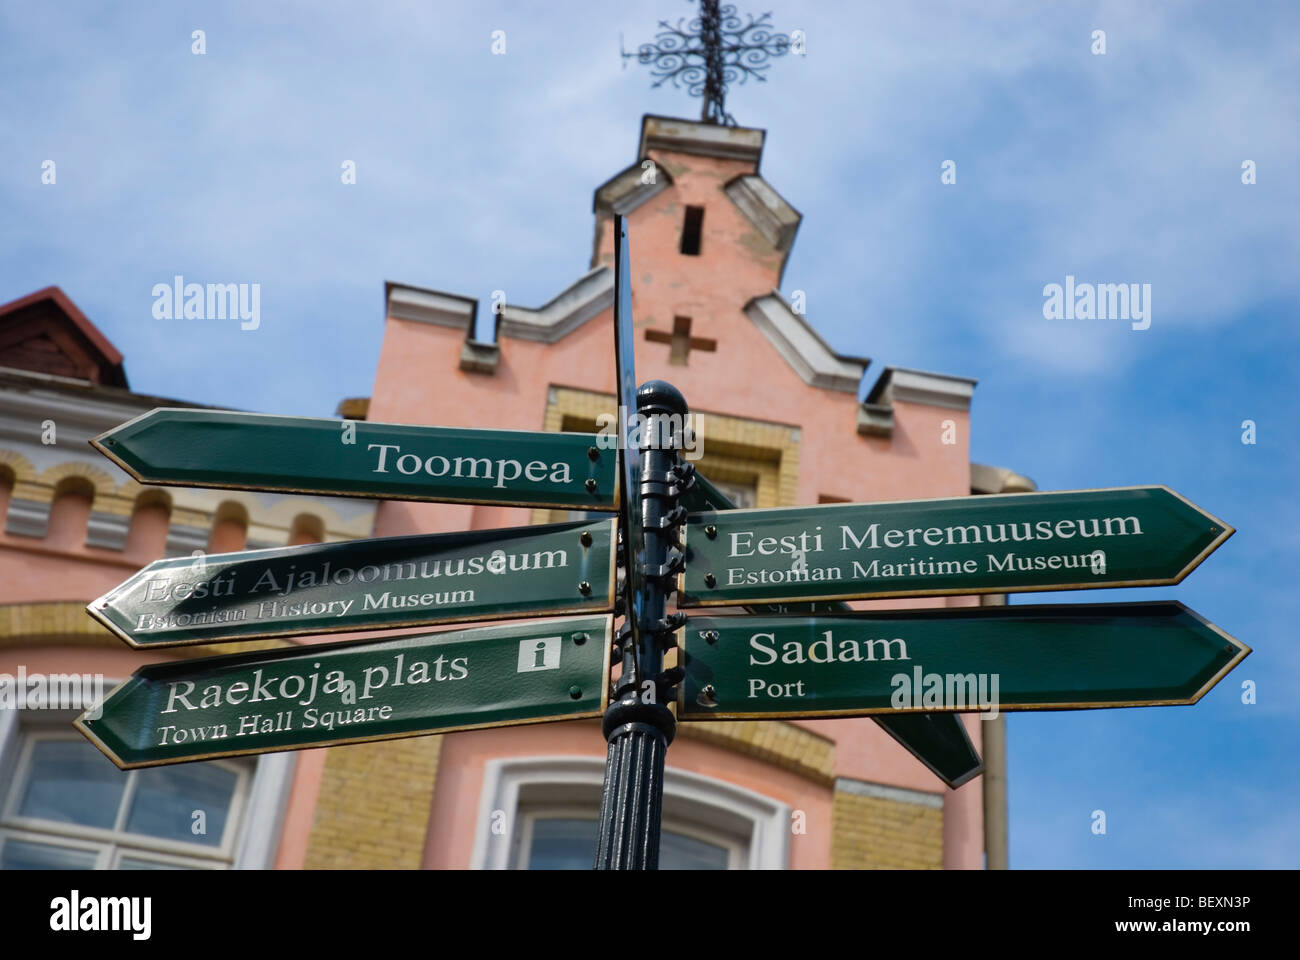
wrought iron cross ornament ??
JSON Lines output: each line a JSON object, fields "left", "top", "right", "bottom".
{"left": 623, "top": 0, "right": 792, "bottom": 125}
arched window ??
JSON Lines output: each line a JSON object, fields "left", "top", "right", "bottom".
{"left": 45, "top": 477, "right": 95, "bottom": 550}
{"left": 288, "top": 513, "right": 324, "bottom": 546}
{"left": 124, "top": 490, "right": 172, "bottom": 560}
{"left": 208, "top": 501, "right": 249, "bottom": 555}
{"left": 472, "top": 758, "right": 790, "bottom": 870}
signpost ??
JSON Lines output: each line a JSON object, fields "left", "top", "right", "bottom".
{"left": 92, "top": 408, "right": 619, "bottom": 511}
{"left": 678, "top": 602, "right": 1249, "bottom": 720}
{"left": 680, "top": 486, "right": 1232, "bottom": 607}
{"left": 74, "top": 215, "right": 1250, "bottom": 870}
{"left": 89, "top": 519, "right": 615, "bottom": 648}
{"left": 76, "top": 615, "right": 612, "bottom": 768}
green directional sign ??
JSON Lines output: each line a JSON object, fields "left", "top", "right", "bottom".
{"left": 89, "top": 519, "right": 616, "bottom": 648}
{"left": 678, "top": 470, "right": 982, "bottom": 789}
{"left": 92, "top": 408, "right": 619, "bottom": 510}
{"left": 680, "top": 485, "right": 1232, "bottom": 607}
{"left": 77, "top": 615, "right": 612, "bottom": 768}
{"left": 678, "top": 602, "right": 1249, "bottom": 721}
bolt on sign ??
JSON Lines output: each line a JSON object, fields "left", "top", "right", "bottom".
{"left": 678, "top": 603, "right": 1249, "bottom": 721}
{"left": 77, "top": 616, "right": 612, "bottom": 768}
{"left": 92, "top": 408, "right": 619, "bottom": 511}
{"left": 679, "top": 486, "right": 1232, "bottom": 607}
{"left": 90, "top": 519, "right": 616, "bottom": 648}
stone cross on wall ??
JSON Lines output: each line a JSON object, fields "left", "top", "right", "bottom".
{"left": 645, "top": 315, "right": 716, "bottom": 365}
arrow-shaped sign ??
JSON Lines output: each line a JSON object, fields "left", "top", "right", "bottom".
{"left": 678, "top": 602, "right": 1248, "bottom": 721}
{"left": 77, "top": 616, "right": 612, "bottom": 768}
{"left": 678, "top": 469, "right": 983, "bottom": 788}
{"left": 89, "top": 519, "right": 615, "bottom": 648}
{"left": 680, "top": 485, "right": 1232, "bottom": 607}
{"left": 92, "top": 408, "right": 619, "bottom": 511}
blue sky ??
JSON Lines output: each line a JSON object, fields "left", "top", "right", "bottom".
{"left": 2, "top": 1, "right": 1297, "bottom": 867}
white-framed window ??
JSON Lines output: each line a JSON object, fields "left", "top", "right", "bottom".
{"left": 514, "top": 805, "right": 745, "bottom": 869}
{"left": 0, "top": 703, "right": 297, "bottom": 870}
{"left": 1, "top": 729, "right": 249, "bottom": 869}
{"left": 471, "top": 757, "right": 790, "bottom": 870}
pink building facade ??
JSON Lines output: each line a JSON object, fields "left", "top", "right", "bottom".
{"left": 0, "top": 116, "right": 1030, "bottom": 870}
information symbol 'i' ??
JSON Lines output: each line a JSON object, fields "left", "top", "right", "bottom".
{"left": 517, "top": 637, "right": 562, "bottom": 673}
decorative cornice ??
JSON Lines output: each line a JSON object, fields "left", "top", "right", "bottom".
{"left": 638, "top": 114, "right": 765, "bottom": 167}
{"left": 496, "top": 266, "right": 614, "bottom": 344}
{"left": 865, "top": 366, "right": 977, "bottom": 412}
{"left": 592, "top": 160, "right": 673, "bottom": 216}
{"left": 743, "top": 293, "right": 868, "bottom": 394}
{"left": 385, "top": 268, "right": 614, "bottom": 350}
{"left": 85, "top": 511, "right": 128, "bottom": 551}
{"left": 459, "top": 339, "right": 500, "bottom": 374}
{"left": 4, "top": 498, "right": 47, "bottom": 539}
{"left": 0, "top": 368, "right": 194, "bottom": 440}
{"left": 724, "top": 174, "right": 801, "bottom": 276}
{"left": 856, "top": 401, "right": 894, "bottom": 437}
{"left": 384, "top": 282, "right": 477, "bottom": 332}
{"left": 971, "top": 462, "right": 1037, "bottom": 495}
{"left": 165, "top": 524, "right": 209, "bottom": 557}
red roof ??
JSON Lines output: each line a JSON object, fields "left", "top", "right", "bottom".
{"left": 0, "top": 286, "right": 127, "bottom": 387}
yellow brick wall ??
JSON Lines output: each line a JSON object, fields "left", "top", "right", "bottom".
{"left": 302, "top": 735, "right": 443, "bottom": 869}
{"left": 677, "top": 719, "right": 835, "bottom": 785}
{"left": 531, "top": 386, "right": 801, "bottom": 524}
{"left": 831, "top": 781, "right": 944, "bottom": 869}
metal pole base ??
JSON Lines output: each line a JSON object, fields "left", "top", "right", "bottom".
{"left": 594, "top": 719, "right": 669, "bottom": 870}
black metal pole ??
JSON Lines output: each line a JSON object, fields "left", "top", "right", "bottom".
{"left": 594, "top": 380, "right": 688, "bottom": 869}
